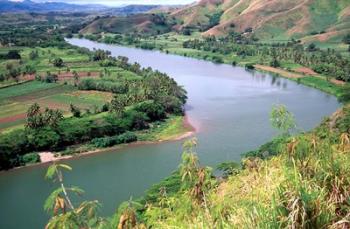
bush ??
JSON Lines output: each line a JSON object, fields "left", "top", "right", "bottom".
{"left": 212, "top": 55, "right": 224, "bottom": 63}
{"left": 134, "top": 101, "right": 166, "bottom": 121}
{"left": 158, "top": 96, "right": 184, "bottom": 115}
{"left": 26, "top": 128, "right": 61, "bottom": 151}
{"left": 91, "top": 132, "right": 137, "bottom": 148}
{"left": 245, "top": 63, "right": 255, "bottom": 70}
{"left": 123, "top": 110, "right": 150, "bottom": 130}
{"left": 91, "top": 136, "right": 115, "bottom": 148}
{"left": 6, "top": 50, "right": 21, "bottom": 59}
{"left": 270, "top": 59, "right": 280, "bottom": 68}
{"left": 53, "top": 58, "right": 64, "bottom": 67}
{"left": 21, "top": 153, "right": 40, "bottom": 165}
{"left": 117, "top": 132, "right": 137, "bottom": 144}
{"left": 139, "top": 43, "right": 156, "bottom": 50}
{"left": 70, "top": 104, "right": 81, "bottom": 118}
{"left": 44, "top": 74, "right": 58, "bottom": 83}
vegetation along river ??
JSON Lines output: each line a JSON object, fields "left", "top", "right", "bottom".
{"left": 0, "top": 38, "right": 341, "bottom": 228}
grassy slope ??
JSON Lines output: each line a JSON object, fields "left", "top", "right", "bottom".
{"left": 169, "top": 0, "right": 350, "bottom": 45}
{"left": 137, "top": 115, "right": 192, "bottom": 142}
{"left": 139, "top": 108, "right": 350, "bottom": 227}
{"left": 79, "top": 14, "right": 171, "bottom": 35}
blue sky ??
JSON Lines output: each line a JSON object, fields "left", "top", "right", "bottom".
{"left": 31, "top": 0, "right": 196, "bottom": 6}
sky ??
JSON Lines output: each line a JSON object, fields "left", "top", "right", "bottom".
{"left": 29, "top": 0, "right": 197, "bottom": 6}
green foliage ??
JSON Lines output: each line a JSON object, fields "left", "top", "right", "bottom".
{"left": 69, "top": 104, "right": 81, "bottom": 118}
{"left": 208, "top": 11, "right": 223, "bottom": 29}
{"left": 244, "top": 136, "right": 287, "bottom": 159}
{"left": 270, "top": 104, "right": 296, "bottom": 136}
{"left": 134, "top": 100, "right": 166, "bottom": 121}
{"left": 21, "top": 152, "right": 40, "bottom": 165}
{"left": 91, "top": 132, "right": 137, "bottom": 148}
{"left": 45, "top": 163, "right": 109, "bottom": 228}
{"left": 92, "top": 49, "right": 111, "bottom": 61}
{"left": 339, "top": 84, "right": 350, "bottom": 103}
{"left": 110, "top": 94, "right": 128, "bottom": 115}
{"left": 245, "top": 63, "right": 255, "bottom": 70}
{"left": 52, "top": 58, "right": 64, "bottom": 67}
{"left": 138, "top": 42, "right": 156, "bottom": 50}
{"left": 26, "top": 127, "right": 61, "bottom": 150}
{"left": 216, "top": 161, "right": 241, "bottom": 178}
{"left": 270, "top": 58, "right": 280, "bottom": 68}
{"left": 45, "top": 163, "right": 72, "bottom": 180}
{"left": 6, "top": 50, "right": 21, "bottom": 59}
{"left": 342, "top": 33, "right": 350, "bottom": 44}
{"left": 26, "top": 103, "right": 63, "bottom": 130}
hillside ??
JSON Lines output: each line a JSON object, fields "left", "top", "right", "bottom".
{"left": 129, "top": 104, "right": 350, "bottom": 228}
{"left": 170, "top": 0, "right": 350, "bottom": 42}
{"left": 80, "top": 14, "right": 173, "bottom": 35}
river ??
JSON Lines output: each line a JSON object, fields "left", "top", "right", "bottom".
{"left": 0, "top": 38, "right": 341, "bottom": 228}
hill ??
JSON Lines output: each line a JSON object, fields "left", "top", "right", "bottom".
{"left": 80, "top": 14, "right": 174, "bottom": 35}
{"left": 170, "top": 0, "right": 350, "bottom": 42}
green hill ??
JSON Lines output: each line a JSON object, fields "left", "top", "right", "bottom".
{"left": 80, "top": 14, "right": 173, "bottom": 35}
{"left": 170, "top": 0, "right": 350, "bottom": 43}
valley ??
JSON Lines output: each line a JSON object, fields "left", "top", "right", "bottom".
{"left": 0, "top": 0, "right": 350, "bottom": 228}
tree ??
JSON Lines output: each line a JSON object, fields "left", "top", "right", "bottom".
{"left": 26, "top": 103, "right": 45, "bottom": 129}
{"left": 92, "top": 49, "right": 111, "bottom": 61}
{"left": 343, "top": 34, "right": 350, "bottom": 44}
{"left": 73, "top": 71, "right": 79, "bottom": 86}
{"left": 24, "top": 64, "right": 36, "bottom": 74}
{"left": 45, "top": 72, "right": 58, "bottom": 83}
{"left": 111, "top": 94, "right": 128, "bottom": 116}
{"left": 270, "top": 58, "right": 280, "bottom": 68}
{"left": 270, "top": 104, "right": 296, "bottom": 136}
{"left": 29, "top": 50, "right": 39, "bottom": 60}
{"left": 6, "top": 50, "right": 21, "bottom": 59}
{"left": 26, "top": 103, "right": 63, "bottom": 129}
{"left": 43, "top": 108, "right": 63, "bottom": 129}
{"left": 53, "top": 58, "right": 64, "bottom": 67}
{"left": 306, "top": 43, "right": 317, "bottom": 52}
{"left": 70, "top": 104, "right": 81, "bottom": 118}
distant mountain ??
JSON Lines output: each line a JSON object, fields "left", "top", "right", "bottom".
{"left": 0, "top": 0, "right": 108, "bottom": 12}
{"left": 102, "top": 5, "right": 161, "bottom": 16}
{"left": 170, "top": 0, "right": 350, "bottom": 43}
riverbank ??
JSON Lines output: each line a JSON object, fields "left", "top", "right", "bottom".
{"left": 34, "top": 115, "right": 195, "bottom": 165}
{"left": 86, "top": 34, "right": 347, "bottom": 98}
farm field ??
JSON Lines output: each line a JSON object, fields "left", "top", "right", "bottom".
{"left": 0, "top": 46, "right": 124, "bottom": 132}
{"left": 0, "top": 80, "right": 113, "bottom": 132}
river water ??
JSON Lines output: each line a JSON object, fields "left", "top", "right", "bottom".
{"left": 0, "top": 38, "right": 341, "bottom": 228}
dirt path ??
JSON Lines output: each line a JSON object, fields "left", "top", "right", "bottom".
{"left": 254, "top": 65, "right": 305, "bottom": 79}
{"left": 294, "top": 67, "right": 317, "bottom": 75}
